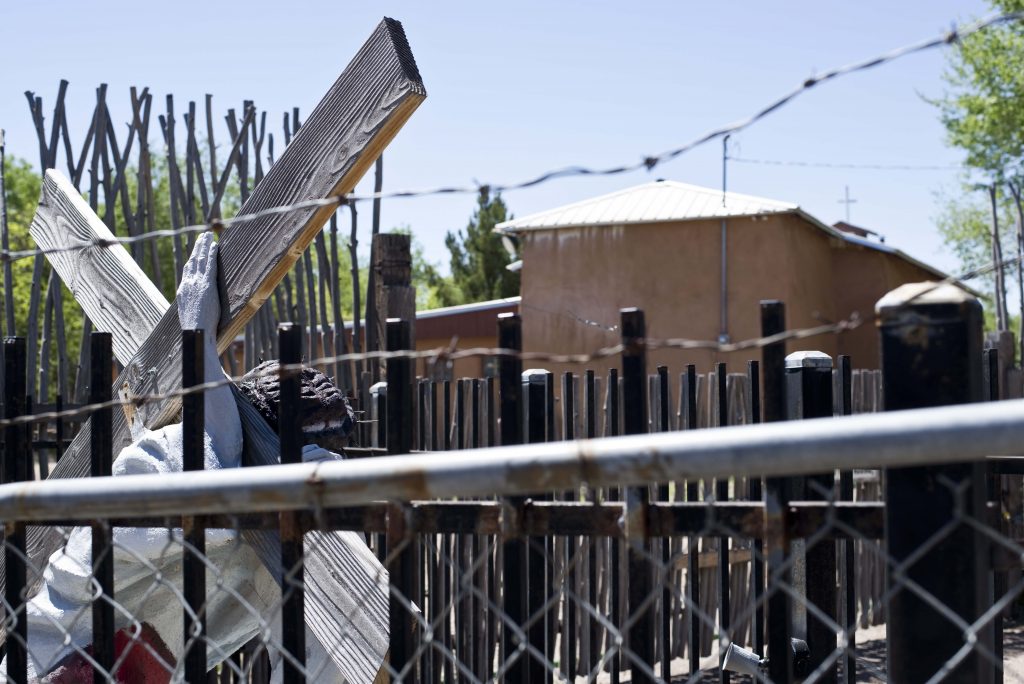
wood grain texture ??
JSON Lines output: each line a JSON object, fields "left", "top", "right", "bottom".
{"left": 22, "top": 177, "right": 392, "bottom": 675}
{"left": 21, "top": 212, "right": 391, "bottom": 677}
{"left": 236, "top": 391, "right": 389, "bottom": 682}
{"left": 29, "top": 170, "right": 170, "bottom": 364}
{"left": 43, "top": 15, "right": 424, "bottom": 467}
{"left": 20, "top": 16, "right": 422, "bottom": 676}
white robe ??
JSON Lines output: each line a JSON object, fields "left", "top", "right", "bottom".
{"left": 21, "top": 427, "right": 347, "bottom": 681}
{"left": 12, "top": 234, "right": 350, "bottom": 682}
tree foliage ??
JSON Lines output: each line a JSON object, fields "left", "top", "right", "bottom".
{"left": 935, "top": 0, "right": 1024, "bottom": 174}
{"left": 930, "top": 1, "right": 1024, "bottom": 332}
{"left": 436, "top": 189, "right": 519, "bottom": 307}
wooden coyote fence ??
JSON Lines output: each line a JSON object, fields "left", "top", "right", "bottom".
{"left": 2, "top": 72, "right": 401, "bottom": 411}
{"left": 11, "top": 293, "right": 1018, "bottom": 683}
{"left": 1, "top": 292, "right": 1022, "bottom": 683}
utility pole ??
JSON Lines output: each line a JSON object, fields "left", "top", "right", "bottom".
{"left": 719, "top": 135, "right": 730, "bottom": 343}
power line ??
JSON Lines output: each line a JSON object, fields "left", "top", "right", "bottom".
{"left": 729, "top": 156, "right": 963, "bottom": 171}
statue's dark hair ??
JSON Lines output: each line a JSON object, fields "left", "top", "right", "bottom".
{"left": 238, "top": 361, "right": 355, "bottom": 452}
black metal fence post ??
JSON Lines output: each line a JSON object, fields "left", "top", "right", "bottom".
{"left": 182, "top": 329, "right": 207, "bottom": 683}
{"left": 608, "top": 365, "right": 622, "bottom": 684}
{"left": 562, "top": 370, "right": 578, "bottom": 681}
{"left": 585, "top": 368, "right": 600, "bottom": 674}
{"left": 761, "top": 300, "right": 794, "bottom": 683}
{"left": 3, "top": 337, "right": 28, "bottom": 684}
{"left": 522, "top": 368, "right": 548, "bottom": 681}
{"left": 89, "top": 332, "right": 113, "bottom": 684}
{"left": 621, "top": 308, "right": 655, "bottom": 682}
{"left": 656, "top": 364, "right": 671, "bottom": 684}
{"left": 747, "top": 359, "right": 765, "bottom": 658}
{"left": 385, "top": 318, "right": 417, "bottom": 681}
{"left": 786, "top": 351, "right": 836, "bottom": 683}
{"left": 278, "top": 323, "right": 306, "bottom": 684}
{"left": 878, "top": 283, "right": 989, "bottom": 683}
{"left": 497, "top": 313, "right": 526, "bottom": 683}
{"left": 984, "top": 348, "right": 1005, "bottom": 684}
{"left": 837, "top": 354, "right": 856, "bottom": 684}
{"left": 715, "top": 362, "right": 731, "bottom": 684}
{"left": 684, "top": 363, "right": 701, "bottom": 677}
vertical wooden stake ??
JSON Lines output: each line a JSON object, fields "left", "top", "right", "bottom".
{"left": 385, "top": 318, "right": 416, "bottom": 681}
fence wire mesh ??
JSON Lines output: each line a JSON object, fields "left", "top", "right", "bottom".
{"left": 0, "top": 459, "right": 1017, "bottom": 683}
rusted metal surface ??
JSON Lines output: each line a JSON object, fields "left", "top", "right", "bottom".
{"left": 27, "top": 501, "right": 887, "bottom": 540}
{"left": 0, "top": 398, "right": 1021, "bottom": 523}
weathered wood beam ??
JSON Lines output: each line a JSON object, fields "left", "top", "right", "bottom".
{"left": 41, "top": 14, "right": 424, "bottom": 473}
{"left": 30, "top": 171, "right": 169, "bottom": 363}
{"left": 29, "top": 171, "right": 392, "bottom": 678}
{"left": 23, "top": 16, "right": 424, "bottom": 678}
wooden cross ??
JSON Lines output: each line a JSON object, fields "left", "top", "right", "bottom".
{"left": 20, "top": 17, "right": 425, "bottom": 680}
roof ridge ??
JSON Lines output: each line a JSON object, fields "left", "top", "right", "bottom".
{"left": 496, "top": 179, "right": 798, "bottom": 232}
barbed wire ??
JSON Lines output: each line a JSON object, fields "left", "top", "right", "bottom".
{"left": 1, "top": 11, "right": 1021, "bottom": 266}
{"left": 0, "top": 312, "right": 867, "bottom": 431}
{"left": 1, "top": 246, "right": 1014, "bottom": 433}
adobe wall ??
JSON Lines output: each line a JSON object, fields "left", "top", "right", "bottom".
{"left": 518, "top": 214, "right": 839, "bottom": 385}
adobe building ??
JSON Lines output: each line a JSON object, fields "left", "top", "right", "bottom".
{"left": 414, "top": 297, "right": 519, "bottom": 379}
{"left": 494, "top": 179, "right": 969, "bottom": 378}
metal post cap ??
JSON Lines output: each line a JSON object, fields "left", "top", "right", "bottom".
{"left": 785, "top": 350, "right": 833, "bottom": 370}
{"left": 875, "top": 281, "right": 975, "bottom": 314}
{"left": 522, "top": 368, "right": 548, "bottom": 383}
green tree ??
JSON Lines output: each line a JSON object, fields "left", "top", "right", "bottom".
{"left": 930, "top": 1, "right": 1024, "bottom": 333}
{"left": 438, "top": 189, "right": 519, "bottom": 307}
{"left": 935, "top": 1, "right": 1024, "bottom": 173}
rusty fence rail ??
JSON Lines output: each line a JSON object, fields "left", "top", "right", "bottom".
{"left": 0, "top": 396, "right": 1021, "bottom": 682}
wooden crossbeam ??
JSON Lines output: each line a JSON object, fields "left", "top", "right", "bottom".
{"left": 31, "top": 170, "right": 391, "bottom": 679}
{"left": 21, "top": 16, "right": 425, "bottom": 679}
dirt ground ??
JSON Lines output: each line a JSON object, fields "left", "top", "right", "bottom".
{"left": 592, "top": 621, "right": 1024, "bottom": 682}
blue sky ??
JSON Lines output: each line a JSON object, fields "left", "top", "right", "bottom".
{"left": 0, "top": 1, "right": 992, "bottom": 276}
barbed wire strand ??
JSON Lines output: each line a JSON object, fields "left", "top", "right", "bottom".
{"left": 0, "top": 311, "right": 868, "bottom": 430}
{"left": 1, "top": 244, "right": 1015, "bottom": 431}
{"left": 1, "top": 11, "right": 1021, "bottom": 267}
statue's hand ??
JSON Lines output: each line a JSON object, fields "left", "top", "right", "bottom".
{"left": 177, "top": 231, "right": 220, "bottom": 335}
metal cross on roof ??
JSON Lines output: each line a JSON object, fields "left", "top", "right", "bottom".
{"left": 837, "top": 185, "right": 858, "bottom": 222}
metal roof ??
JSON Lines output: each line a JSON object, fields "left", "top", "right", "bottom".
{"left": 341, "top": 296, "right": 521, "bottom": 330}
{"left": 495, "top": 179, "right": 978, "bottom": 295}
{"left": 495, "top": 180, "right": 797, "bottom": 232}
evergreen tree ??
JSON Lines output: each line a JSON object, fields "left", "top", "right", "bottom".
{"left": 439, "top": 189, "right": 519, "bottom": 306}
